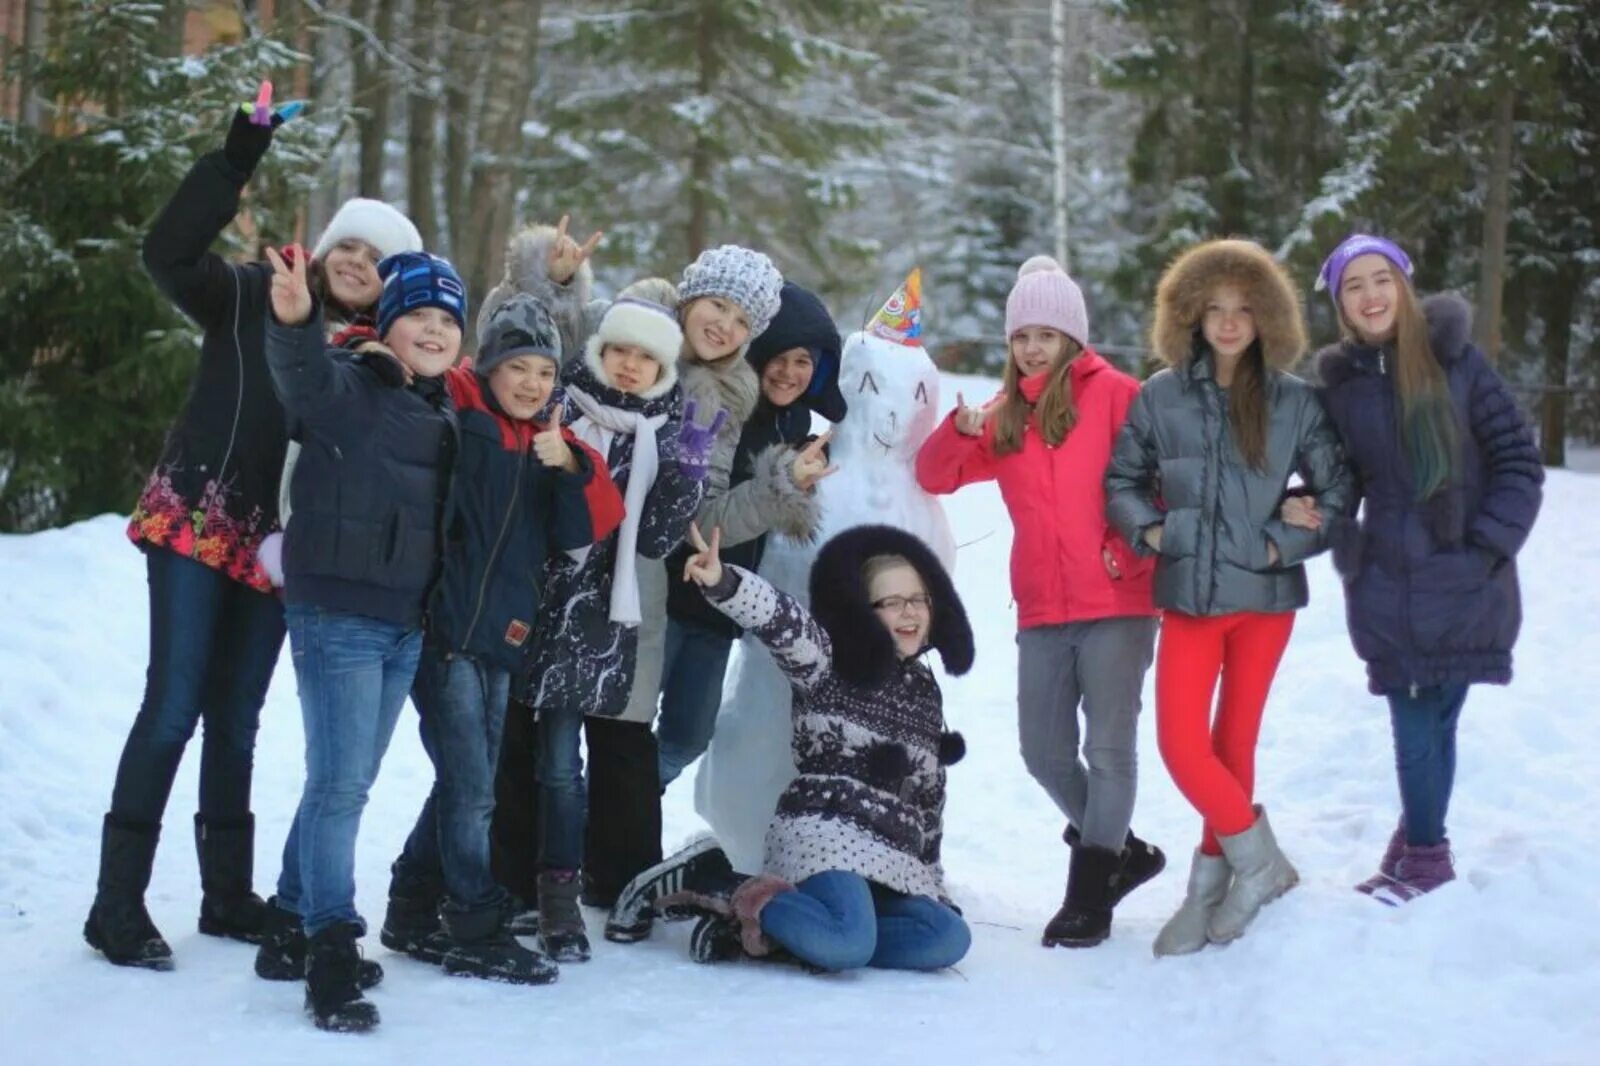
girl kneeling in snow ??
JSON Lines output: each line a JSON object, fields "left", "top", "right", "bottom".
{"left": 657, "top": 521, "right": 973, "bottom": 972}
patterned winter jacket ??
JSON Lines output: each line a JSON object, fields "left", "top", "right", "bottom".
{"left": 522, "top": 360, "right": 705, "bottom": 717}
{"left": 703, "top": 565, "right": 953, "bottom": 900}
{"left": 128, "top": 148, "right": 290, "bottom": 592}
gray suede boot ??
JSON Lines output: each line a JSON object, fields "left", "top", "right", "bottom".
{"left": 1208, "top": 806, "right": 1298, "bottom": 944}
{"left": 1152, "top": 849, "right": 1231, "bottom": 957}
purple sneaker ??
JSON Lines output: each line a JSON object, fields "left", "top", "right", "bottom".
{"left": 1371, "top": 841, "right": 1456, "bottom": 906}
{"left": 1355, "top": 824, "right": 1406, "bottom": 896}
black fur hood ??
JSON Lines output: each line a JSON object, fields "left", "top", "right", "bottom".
{"left": 808, "top": 524, "right": 974, "bottom": 688}
{"left": 1315, "top": 292, "right": 1473, "bottom": 388}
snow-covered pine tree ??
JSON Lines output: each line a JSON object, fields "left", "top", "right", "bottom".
{"left": 0, "top": 2, "right": 337, "bottom": 531}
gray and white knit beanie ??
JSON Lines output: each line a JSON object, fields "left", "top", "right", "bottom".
{"left": 677, "top": 245, "right": 784, "bottom": 341}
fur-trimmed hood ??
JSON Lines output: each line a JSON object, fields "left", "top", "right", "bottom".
{"left": 1315, "top": 292, "right": 1474, "bottom": 388}
{"left": 1151, "top": 239, "right": 1307, "bottom": 370}
{"left": 808, "top": 524, "right": 974, "bottom": 687}
{"left": 477, "top": 224, "right": 594, "bottom": 360}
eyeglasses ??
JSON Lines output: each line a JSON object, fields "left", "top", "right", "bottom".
{"left": 871, "top": 593, "right": 933, "bottom": 615}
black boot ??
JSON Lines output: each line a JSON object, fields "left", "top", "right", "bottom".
{"left": 504, "top": 893, "right": 540, "bottom": 937}
{"left": 304, "top": 922, "right": 380, "bottom": 1033}
{"left": 688, "top": 913, "right": 742, "bottom": 964}
{"left": 84, "top": 815, "right": 173, "bottom": 971}
{"left": 439, "top": 902, "right": 560, "bottom": 985}
{"left": 255, "top": 897, "right": 383, "bottom": 988}
{"left": 378, "top": 860, "right": 450, "bottom": 965}
{"left": 194, "top": 814, "right": 269, "bottom": 943}
{"left": 606, "top": 836, "right": 733, "bottom": 943}
{"left": 537, "top": 871, "right": 591, "bottom": 962}
{"left": 1042, "top": 843, "right": 1121, "bottom": 948}
{"left": 1063, "top": 825, "right": 1167, "bottom": 907}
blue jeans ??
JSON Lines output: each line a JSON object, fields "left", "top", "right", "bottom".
{"left": 536, "top": 704, "right": 587, "bottom": 872}
{"left": 759, "top": 870, "right": 971, "bottom": 972}
{"left": 394, "top": 648, "right": 511, "bottom": 912}
{"left": 274, "top": 605, "right": 421, "bottom": 935}
{"left": 655, "top": 618, "right": 735, "bottom": 787}
{"left": 1387, "top": 683, "right": 1470, "bottom": 847}
{"left": 109, "top": 550, "right": 285, "bottom": 826}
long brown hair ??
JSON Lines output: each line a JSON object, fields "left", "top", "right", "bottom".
{"left": 1342, "top": 276, "right": 1458, "bottom": 498}
{"left": 308, "top": 258, "right": 365, "bottom": 333}
{"left": 1221, "top": 339, "right": 1270, "bottom": 471}
{"left": 992, "top": 338, "right": 1082, "bottom": 456}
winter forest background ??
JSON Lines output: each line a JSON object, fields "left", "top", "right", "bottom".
{"left": 0, "top": 0, "right": 1595, "bottom": 533}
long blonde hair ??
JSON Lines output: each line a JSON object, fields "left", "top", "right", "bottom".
{"left": 992, "top": 338, "right": 1083, "bottom": 456}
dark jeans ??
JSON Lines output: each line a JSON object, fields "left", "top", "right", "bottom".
{"left": 1387, "top": 683, "right": 1470, "bottom": 847}
{"left": 109, "top": 549, "right": 285, "bottom": 827}
{"left": 274, "top": 605, "right": 420, "bottom": 936}
{"left": 490, "top": 702, "right": 662, "bottom": 904}
{"left": 655, "top": 618, "right": 735, "bottom": 788}
{"left": 395, "top": 648, "right": 512, "bottom": 912}
{"left": 760, "top": 870, "right": 971, "bottom": 972}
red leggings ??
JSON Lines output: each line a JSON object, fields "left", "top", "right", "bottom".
{"left": 1156, "top": 611, "right": 1295, "bottom": 856}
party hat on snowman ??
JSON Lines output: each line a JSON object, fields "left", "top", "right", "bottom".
{"left": 864, "top": 267, "right": 924, "bottom": 346}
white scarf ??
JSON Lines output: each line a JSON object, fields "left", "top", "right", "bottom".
{"left": 564, "top": 384, "right": 668, "bottom": 626}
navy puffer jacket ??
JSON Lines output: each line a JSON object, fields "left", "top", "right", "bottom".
{"left": 1315, "top": 293, "right": 1543, "bottom": 695}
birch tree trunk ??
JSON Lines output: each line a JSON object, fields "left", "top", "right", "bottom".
{"left": 1050, "top": 0, "right": 1070, "bottom": 268}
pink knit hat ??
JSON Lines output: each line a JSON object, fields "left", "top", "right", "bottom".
{"left": 1004, "top": 255, "right": 1088, "bottom": 346}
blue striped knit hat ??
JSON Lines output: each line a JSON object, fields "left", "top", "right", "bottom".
{"left": 377, "top": 252, "right": 467, "bottom": 338}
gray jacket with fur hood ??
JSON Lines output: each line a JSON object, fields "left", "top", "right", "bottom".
{"left": 1105, "top": 240, "right": 1355, "bottom": 617}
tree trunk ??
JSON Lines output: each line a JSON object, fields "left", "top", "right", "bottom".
{"left": 460, "top": 0, "right": 544, "bottom": 305}
{"left": 1474, "top": 86, "right": 1515, "bottom": 362}
{"left": 407, "top": 0, "right": 443, "bottom": 249}
{"left": 686, "top": 0, "right": 719, "bottom": 259}
{"left": 352, "top": 0, "right": 401, "bottom": 200}
{"left": 1050, "top": 0, "right": 1070, "bottom": 269}
{"left": 444, "top": 0, "right": 487, "bottom": 259}
{"left": 19, "top": 0, "right": 50, "bottom": 129}
{"left": 1538, "top": 265, "right": 1579, "bottom": 468}
{"left": 157, "top": 0, "right": 187, "bottom": 58}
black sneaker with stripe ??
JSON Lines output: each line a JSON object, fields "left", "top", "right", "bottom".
{"left": 605, "top": 837, "right": 735, "bottom": 943}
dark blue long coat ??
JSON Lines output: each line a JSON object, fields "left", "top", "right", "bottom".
{"left": 1315, "top": 294, "right": 1543, "bottom": 695}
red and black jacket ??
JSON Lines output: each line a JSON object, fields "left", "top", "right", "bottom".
{"left": 428, "top": 363, "right": 625, "bottom": 671}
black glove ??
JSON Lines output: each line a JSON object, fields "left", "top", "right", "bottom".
{"left": 222, "top": 108, "right": 281, "bottom": 176}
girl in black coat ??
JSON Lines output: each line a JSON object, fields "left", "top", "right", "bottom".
{"left": 87, "top": 106, "right": 423, "bottom": 972}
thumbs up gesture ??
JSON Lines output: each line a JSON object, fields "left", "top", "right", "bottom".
{"left": 265, "top": 244, "right": 312, "bottom": 326}
{"left": 534, "top": 404, "right": 578, "bottom": 471}
{"left": 953, "top": 391, "right": 988, "bottom": 437}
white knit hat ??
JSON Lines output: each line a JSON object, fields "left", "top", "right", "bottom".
{"left": 677, "top": 245, "right": 784, "bottom": 341}
{"left": 584, "top": 297, "right": 684, "bottom": 399}
{"left": 312, "top": 198, "right": 424, "bottom": 262}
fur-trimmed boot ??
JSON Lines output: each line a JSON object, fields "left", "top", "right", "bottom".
{"left": 688, "top": 913, "right": 744, "bottom": 964}
{"left": 378, "top": 861, "right": 449, "bottom": 965}
{"left": 1208, "top": 806, "right": 1299, "bottom": 944}
{"left": 194, "top": 814, "right": 269, "bottom": 943}
{"left": 1355, "top": 823, "right": 1406, "bottom": 896}
{"left": 730, "top": 875, "right": 794, "bottom": 959}
{"left": 255, "top": 896, "right": 384, "bottom": 988}
{"left": 304, "top": 922, "right": 379, "bottom": 1033}
{"left": 1042, "top": 843, "right": 1121, "bottom": 948}
{"left": 84, "top": 815, "right": 173, "bottom": 971}
{"left": 607, "top": 836, "right": 733, "bottom": 942}
{"left": 537, "top": 870, "right": 591, "bottom": 962}
{"left": 1371, "top": 841, "right": 1455, "bottom": 906}
{"left": 439, "top": 903, "right": 560, "bottom": 985}
{"left": 1153, "top": 850, "right": 1231, "bottom": 957}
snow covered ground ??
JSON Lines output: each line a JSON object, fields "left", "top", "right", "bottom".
{"left": 3, "top": 373, "right": 1599, "bottom": 1065}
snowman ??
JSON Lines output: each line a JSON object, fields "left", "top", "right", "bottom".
{"left": 694, "top": 270, "right": 956, "bottom": 874}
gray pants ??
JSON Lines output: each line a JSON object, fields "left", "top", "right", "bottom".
{"left": 1016, "top": 617, "right": 1158, "bottom": 851}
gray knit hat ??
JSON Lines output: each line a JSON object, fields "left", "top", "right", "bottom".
{"left": 677, "top": 245, "right": 784, "bottom": 340}
{"left": 476, "top": 292, "right": 562, "bottom": 376}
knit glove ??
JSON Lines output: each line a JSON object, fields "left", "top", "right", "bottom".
{"left": 674, "top": 400, "right": 729, "bottom": 482}
{"left": 222, "top": 108, "right": 282, "bottom": 176}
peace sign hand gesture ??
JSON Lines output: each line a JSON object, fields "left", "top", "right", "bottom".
{"left": 791, "top": 429, "right": 838, "bottom": 490}
{"left": 265, "top": 244, "right": 312, "bottom": 326}
{"left": 953, "top": 391, "right": 988, "bottom": 437}
{"left": 533, "top": 404, "right": 578, "bottom": 471}
{"left": 547, "top": 214, "right": 604, "bottom": 284}
{"left": 682, "top": 522, "right": 723, "bottom": 588}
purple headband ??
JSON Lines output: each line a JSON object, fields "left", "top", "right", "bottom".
{"left": 1315, "top": 234, "right": 1413, "bottom": 300}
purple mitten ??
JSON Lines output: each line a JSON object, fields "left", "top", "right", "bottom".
{"left": 675, "top": 400, "right": 728, "bottom": 482}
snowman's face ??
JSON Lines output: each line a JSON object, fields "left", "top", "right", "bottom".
{"left": 834, "top": 332, "right": 940, "bottom": 461}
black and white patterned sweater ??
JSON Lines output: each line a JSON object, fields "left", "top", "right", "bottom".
{"left": 704, "top": 565, "right": 950, "bottom": 899}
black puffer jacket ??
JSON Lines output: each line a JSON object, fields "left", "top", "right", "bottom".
{"left": 265, "top": 312, "right": 456, "bottom": 627}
